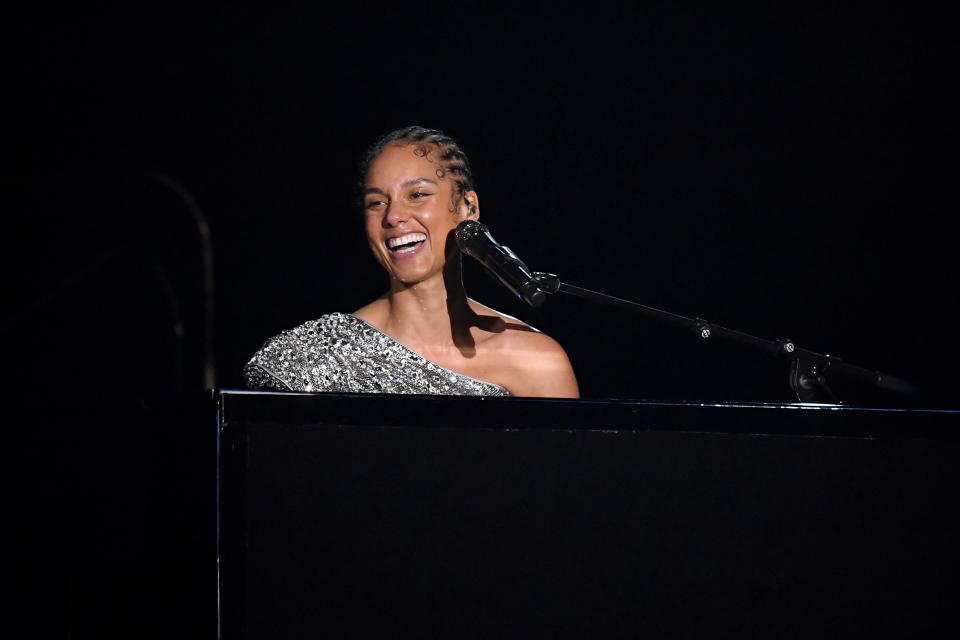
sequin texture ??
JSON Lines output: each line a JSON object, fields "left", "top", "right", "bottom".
{"left": 243, "top": 313, "right": 510, "bottom": 396}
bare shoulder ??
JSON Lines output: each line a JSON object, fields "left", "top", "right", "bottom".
{"left": 467, "top": 298, "right": 557, "bottom": 349}
{"left": 469, "top": 300, "right": 580, "bottom": 398}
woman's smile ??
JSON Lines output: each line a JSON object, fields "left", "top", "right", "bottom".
{"left": 385, "top": 232, "right": 427, "bottom": 259}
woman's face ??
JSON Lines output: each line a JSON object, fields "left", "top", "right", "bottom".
{"left": 363, "top": 143, "right": 476, "bottom": 285}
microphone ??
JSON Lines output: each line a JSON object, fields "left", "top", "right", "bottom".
{"left": 455, "top": 220, "right": 547, "bottom": 307}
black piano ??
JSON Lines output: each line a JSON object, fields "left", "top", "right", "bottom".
{"left": 218, "top": 391, "right": 959, "bottom": 638}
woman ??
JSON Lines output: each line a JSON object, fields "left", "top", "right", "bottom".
{"left": 244, "top": 126, "right": 579, "bottom": 398}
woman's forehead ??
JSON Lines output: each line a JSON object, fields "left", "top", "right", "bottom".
{"left": 366, "top": 143, "right": 446, "bottom": 184}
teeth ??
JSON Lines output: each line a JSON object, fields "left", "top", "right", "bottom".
{"left": 387, "top": 232, "right": 426, "bottom": 249}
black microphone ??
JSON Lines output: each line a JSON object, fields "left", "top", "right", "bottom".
{"left": 455, "top": 220, "right": 546, "bottom": 307}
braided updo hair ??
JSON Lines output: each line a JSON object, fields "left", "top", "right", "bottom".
{"left": 359, "top": 126, "right": 476, "bottom": 209}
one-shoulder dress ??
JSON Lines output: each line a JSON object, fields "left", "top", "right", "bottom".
{"left": 243, "top": 312, "right": 510, "bottom": 396}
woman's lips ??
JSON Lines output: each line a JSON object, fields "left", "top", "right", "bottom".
{"left": 386, "top": 232, "right": 427, "bottom": 260}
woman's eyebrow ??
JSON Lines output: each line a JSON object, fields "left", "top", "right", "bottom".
{"left": 402, "top": 178, "right": 438, "bottom": 188}
{"left": 364, "top": 178, "right": 438, "bottom": 196}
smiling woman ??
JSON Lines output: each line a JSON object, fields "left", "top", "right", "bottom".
{"left": 243, "top": 126, "right": 578, "bottom": 398}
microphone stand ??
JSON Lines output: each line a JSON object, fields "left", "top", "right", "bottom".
{"left": 153, "top": 173, "right": 216, "bottom": 390}
{"left": 528, "top": 272, "right": 917, "bottom": 403}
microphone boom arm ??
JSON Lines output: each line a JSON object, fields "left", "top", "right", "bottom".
{"left": 529, "top": 272, "right": 917, "bottom": 403}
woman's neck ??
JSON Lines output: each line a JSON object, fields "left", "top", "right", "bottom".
{"left": 382, "top": 261, "right": 474, "bottom": 351}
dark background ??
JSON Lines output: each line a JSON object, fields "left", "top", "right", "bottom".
{"left": 7, "top": 4, "right": 958, "bottom": 405}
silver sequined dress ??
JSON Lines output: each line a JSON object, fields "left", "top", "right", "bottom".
{"left": 244, "top": 312, "right": 511, "bottom": 396}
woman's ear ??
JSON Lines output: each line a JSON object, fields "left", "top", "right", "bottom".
{"left": 463, "top": 191, "right": 480, "bottom": 220}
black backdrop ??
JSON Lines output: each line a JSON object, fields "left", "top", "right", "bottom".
{"left": 7, "top": 4, "right": 958, "bottom": 404}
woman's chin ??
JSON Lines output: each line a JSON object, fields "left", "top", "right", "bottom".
{"left": 389, "top": 265, "right": 442, "bottom": 287}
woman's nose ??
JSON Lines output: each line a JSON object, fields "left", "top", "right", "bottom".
{"left": 382, "top": 202, "right": 408, "bottom": 227}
